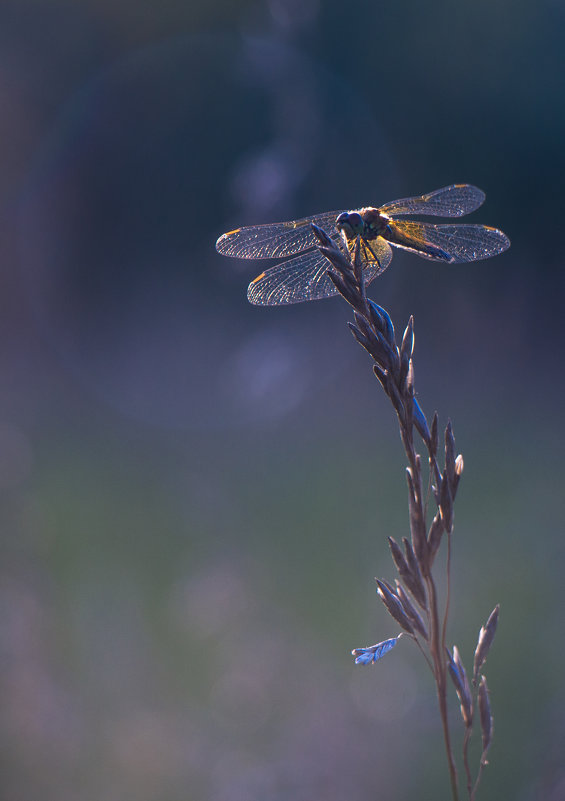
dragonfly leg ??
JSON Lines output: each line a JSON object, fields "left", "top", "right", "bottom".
{"left": 363, "top": 240, "right": 384, "bottom": 275}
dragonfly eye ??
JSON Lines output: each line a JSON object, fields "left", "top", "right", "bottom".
{"left": 336, "top": 211, "right": 364, "bottom": 238}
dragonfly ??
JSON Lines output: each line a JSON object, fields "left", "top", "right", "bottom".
{"left": 215, "top": 184, "right": 510, "bottom": 306}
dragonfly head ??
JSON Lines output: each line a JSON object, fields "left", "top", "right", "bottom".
{"left": 335, "top": 211, "right": 364, "bottom": 240}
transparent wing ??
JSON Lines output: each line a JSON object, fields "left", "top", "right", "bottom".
{"left": 380, "top": 184, "right": 486, "bottom": 218}
{"left": 216, "top": 210, "right": 344, "bottom": 259}
{"left": 247, "top": 237, "right": 394, "bottom": 305}
{"left": 247, "top": 249, "right": 339, "bottom": 305}
{"left": 386, "top": 221, "right": 510, "bottom": 263}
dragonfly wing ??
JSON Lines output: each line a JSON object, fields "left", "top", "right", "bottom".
{"left": 216, "top": 210, "right": 344, "bottom": 259}
{"left": 380, "top": 184, "right": 486, "bottom": 218}
{"left": 387, "top": 221, "right": 510, "bottom": 263}
{"left": 247, "top": 249, "right": 341, "bottom": 305}
{"left": 248, "top": 236, "right": 394, "bottom": 305}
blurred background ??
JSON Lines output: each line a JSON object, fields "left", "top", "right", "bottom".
{"left": 1, "top": 0, "right": 564, "bottom": 799}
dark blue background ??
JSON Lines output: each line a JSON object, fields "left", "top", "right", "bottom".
{"left": 1, "top": 1, "right": 563, "bottom": 799}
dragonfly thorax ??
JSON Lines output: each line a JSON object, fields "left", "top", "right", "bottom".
{"left": 336, "top": 208, "right": 390, "bottom": 241}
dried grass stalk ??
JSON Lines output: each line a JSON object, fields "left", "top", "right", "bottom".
{"left": 312, "top": 225, "right": 500, "bottom": 801}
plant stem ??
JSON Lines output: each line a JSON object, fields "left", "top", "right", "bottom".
{"left": 401, "top": 411, "right": 459, "bottom": 801}
{"left": 427, "top": 574, "right": 459, "bottom": 801}
{"left": 309, "top": 226, "right": 491, "bottom": 801}
{"left": 463, "top": 726, "right": 473, "bottom": 798}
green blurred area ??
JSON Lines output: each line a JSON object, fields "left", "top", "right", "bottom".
{"left": 1, "top": 0, "right": 564, "bottom": 799}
